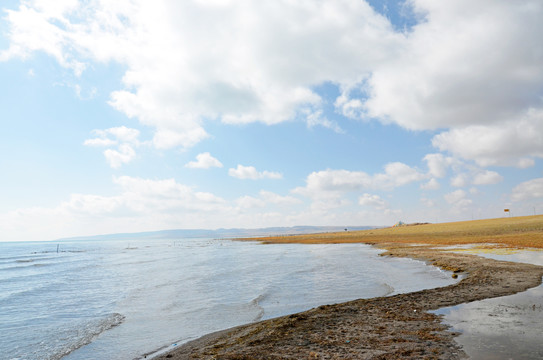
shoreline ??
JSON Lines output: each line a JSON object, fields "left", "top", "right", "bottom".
{"left": 155, "top": 242, "right": 543, "bottom": 359}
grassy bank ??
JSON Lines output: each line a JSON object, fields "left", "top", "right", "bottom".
{"left": 243, "top": 215, "right": 543, "bottom": 248}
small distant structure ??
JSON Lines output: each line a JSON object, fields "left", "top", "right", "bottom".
{"left": 504, "top": 209, "right": 511, "bottom": 217}
{"left": 393, "top": 221, "right": 405, "bottom": 227}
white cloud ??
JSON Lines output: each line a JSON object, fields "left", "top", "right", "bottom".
{"left": 84, "top": 126, "right": 142, "bottom": 168}
{"left": 259, "top": 190, "right": 301, "bottom": 205}
{"left": 421, "top": 178, "right": 440, "bottom": 190}
{"left": 450, "top": 174, "right": 469, "bottom": 188}
{"left": 338, "top": 0, "right": 543, "bottom": 167}
{"left": 0, "top": 175, "right": 232, "bottom": 241}
{"left": 1, "top": 0, "right": 404, "bottom": 150}
{"left": 363, "top": 1, "right": 543, "bottom": 128}
{"left": 294, "top": 169, "right": 371, "bottom": 197}
{"left": 304, "top": 109, "right": 343, "bottom": 133}
{"left": 423, "top": 153, "right": 454, "bottom": 178}
{"left": 83, "top": 138, "right": 117, "bottom": 147}
{"left": 235, "top": 190, "right": 301, "bottom": 211}
{"left": 85, "top": 126, "right": 140, "bottom": 145}
{"left": 185, "top": 152, "right": 223, "bottom": 169}
{"left": 151, "top": 128, "right": 209, "bottom": 150}
{"left": 450, "top": 169, "right": 503, "bottom": 187}
{"left": 102, "top": 126, "right": 140, "bottom": 144}
{"left": 432, "top": 109, "right": 543, "bottom": 168}
{"left": 228, "top": 165, "right": 282, "bottom": 180}
{"left": 375, "top": 162, "right": 426, "bottom": 187}
{"left": 5, "top": 0, "right": 542, "bottom": 167}
{"left": 235, "top": 195, "right": 265, "bottom": 209}
{"left": 109, "top": 176, "right": 227, "bottom": 212}
{"left": 511, "top": 178, "right": 543, "bottom": 202}
{"left": 294, "top": 162, "right": 426, "bottom": 199}
{"left": 444, "top": 189, "right": 472, "bottom": 210}
{"left": 104, "top": 144, "right": 136, "bottom": 169}
{"left": 420, "top": 197, "right": 435, "bottom": 208}
{"left": 0, "top": 1, "right": 85, "bottom": 74}
{"left": 472, "top": 170, "right": 503, "bottom": 185}
{"left": 358, "top": 193, "right": 386, "bottom": 210}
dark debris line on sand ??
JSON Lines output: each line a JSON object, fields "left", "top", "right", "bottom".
{"left": 157, "top": 244, "right": 543, "bottom": 360}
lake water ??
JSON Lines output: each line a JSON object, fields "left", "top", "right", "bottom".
{"left": 0, "top": 238, "right": 456, "bottom": 360}
{"left": 434, "top": 248, "right": 543, "bottom": 360}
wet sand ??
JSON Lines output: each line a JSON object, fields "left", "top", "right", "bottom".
{"left": 156, "top": 242, "right": 543, "bottom": 359}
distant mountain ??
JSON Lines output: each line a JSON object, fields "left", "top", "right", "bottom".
{"left": 58, "top": 225, "right": 376, "bottom": 242}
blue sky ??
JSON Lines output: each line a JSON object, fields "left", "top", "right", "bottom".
{"left": 1, "top": 0, "right": 543, "bottom": 241}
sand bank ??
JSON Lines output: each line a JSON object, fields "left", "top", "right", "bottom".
{"left": 156, "top": 217, "right": 543, "bottom": 359}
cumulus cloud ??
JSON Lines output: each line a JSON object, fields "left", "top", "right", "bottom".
{"left": 472, "top": 170, "right": 503, "bottom": 185}
{"left": 444, "top": 189, "right": 472, "bottom": 211}
{"left": 375, "top": 162, "right": 426, "bottom": 187}
{"left": 109, "top": 176, "right": 227, "bottom": 211}
{"left": 358, "top": 193, "right": 386, "bottom": 210}
{"left": 304, "top": 109, "right": 343, "bottom": 133}
{"left": 259, "top": 190, "right": 301, "bottom": 205}
{"left": 1, "top": 0, "right": 403, "bottom": 149}
{"left": 84, "top": 126, "right": 141, "bottom": 168}
{"left": 228, "top": 165, "right": 282, "bottom": 180}
{"left": 432, "top": 109, "right": 543, "bottom": 167}
{"left": 104, "top": 144, "right": 136, "bottom": 169}
{"left": 4, "top": 1, "right": 542, "bottom": 167}
{"left": 511, "top": 178, "right": 543, "bottom": 202}
{"left": 450, "top": 169, "right": 503, "bottom": 188}
{"left": 340, "top": 0, "right": 543, "bottom": 167}
{"left": 450, "top": 174, "right": 469, "bottom": 188}
{"left": 420, "top": 197, "right": 435, "bottom": 208}
{"left": 185, "top": 152, "right": 223, "bottom": 169}
{"left": 294, "top": 162, "right": 425, "bottom": 199}
{"left": 0, "top": 175, "right": 232, "bottom": 240}
{"left": 84, "top": 126, "right": 140, "bottom": 147}
{"left": 421, "top": 178, "right": 440, "bottom": 190}
{"left": 235, "top": 190, "right": 300, "bottom": 209}
{"left": 83, "top": 138, "right": 117, "bottom": 147}
{"left": 235, "top": 195, "right": 265, "bottom": 209}
{"left": 423, "top": 153, "right": 455, "bottom": 178}
{"left": 363, "top": 1, "right": 543, "bottom": 127}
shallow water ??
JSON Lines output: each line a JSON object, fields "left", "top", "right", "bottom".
{"left": 434, "top": 248, "right": 543, "bottom": 360}
{"left": 0, "top": 239, "right": 456, "bottom": 360}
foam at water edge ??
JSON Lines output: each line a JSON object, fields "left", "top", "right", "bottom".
{"left": 48, "top": 313, "right": 125, "bottom": 360}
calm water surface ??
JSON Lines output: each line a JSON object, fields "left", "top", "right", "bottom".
{"left": 434, "top": 248, "right": 543, "bottom": 360}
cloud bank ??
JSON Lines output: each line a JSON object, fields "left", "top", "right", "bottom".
{"left": 3, "top": 0, "right": 542, "bottom": 167}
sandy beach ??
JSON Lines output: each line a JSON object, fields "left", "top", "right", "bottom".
{"left": 156, "top": 216, "right": 543, "bottom": 359}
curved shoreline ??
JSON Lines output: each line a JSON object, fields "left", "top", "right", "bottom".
{"left": 155, "top": 243, "right": 543, "bottom": 359}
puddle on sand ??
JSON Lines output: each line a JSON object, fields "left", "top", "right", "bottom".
{"left": 434, "top": 285, "right": 543, "bottom": 360}
{"left": 452, "top": 248, "right": 543, "bottom": 266}
{"left": 433, "top": 248, "right": 543, "bottom": 360}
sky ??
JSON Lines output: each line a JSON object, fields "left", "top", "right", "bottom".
{"left": 1, "top": 0, "right": 543, "bottom": 241}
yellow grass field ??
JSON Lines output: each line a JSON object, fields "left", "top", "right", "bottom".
{"left": 246, "top": 215, "right": 543, "bottom": 249}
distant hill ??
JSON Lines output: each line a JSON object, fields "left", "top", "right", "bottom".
{"left": 58, "top": 226, "right": 376, "bottom": 242}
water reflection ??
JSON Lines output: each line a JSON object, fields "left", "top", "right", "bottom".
{"left": 434, "top": 248, "right": 543, "bottom": 360}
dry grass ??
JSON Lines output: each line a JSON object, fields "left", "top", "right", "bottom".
{"left": 242, "top": 215, "right": 543, "bottom": 249}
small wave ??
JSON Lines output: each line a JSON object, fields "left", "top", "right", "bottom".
{"left": 0, "top": 262, "right": 51, "bottom": 272}
{"left": 249, "top": 293, "right": 268, "bottom": 322}
{"left": 0, "top": 254, "right": 52, "bottom": 265}
{"left": 0, "top": 280, "right": 66, "bottom": 303}
{"left": 48, "top": 313, "right": 125, "bottom": 360}
{"left": 382, "top": 283, "right": 395, "bottom": 296}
